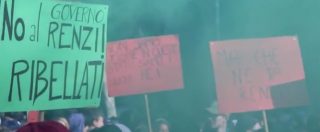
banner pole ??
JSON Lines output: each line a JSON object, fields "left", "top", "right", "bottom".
{"left": 144, "top": 94, "right": 153, "bottom": 132}
{"left": 262, "top": 110, "right": 269, "bottom": 132}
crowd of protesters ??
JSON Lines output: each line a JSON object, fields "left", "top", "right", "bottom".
{"left": 1, "top": 106, "right": 320, "bottom": 132}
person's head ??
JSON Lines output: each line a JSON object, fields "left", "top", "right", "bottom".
{"left": 17, "top": 121, "right": 68, "bottom": 132}
{"left": 214, "top": 114, "right": 227, "bottom": 128}
{"left": 93, "top": 115, "right": 104, "bottom": 128}
{"left": 153, "top": 118, "right": 169, "bottom": 132}
{"left": 68, "top": 112, "right": 85, "bottom": 132}
{"left": 202, "top": 114, "right": 227, "bottom": 130}
{"left": 55, "top": 117, "right": 69, "bottom": 129}
{"left": 85, "top": 109, "right": 104, "bottom": 129}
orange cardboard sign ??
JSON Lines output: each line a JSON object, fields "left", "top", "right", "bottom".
{"left": 107, "top": 35, "right": 183, "bottom": 96}
{"left": 210, "top": 36, "right": 308, "bottom": 113}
